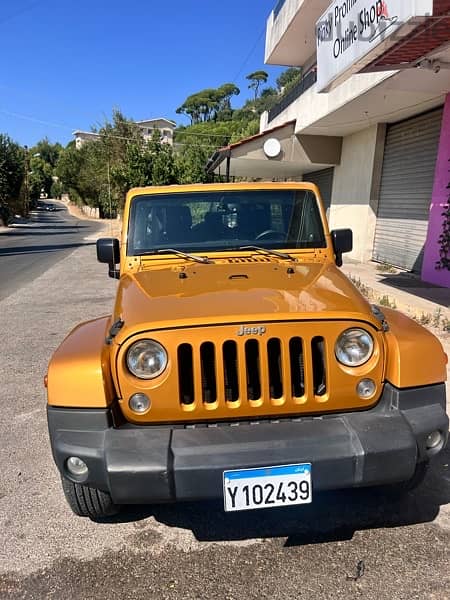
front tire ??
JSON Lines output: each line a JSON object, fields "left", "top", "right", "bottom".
{"left": 61, "top": 477, "right": 120, "bottom": 519}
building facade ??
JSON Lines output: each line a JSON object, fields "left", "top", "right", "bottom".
{"left": 210, "top": 0, "right": 450, "bottom": 287}
{"left": 73, "top": 117, "right": 176, "bottom": 150}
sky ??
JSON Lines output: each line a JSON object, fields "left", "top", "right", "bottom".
{"left": 0, "top": 0, "right": 285, "bottom": 147}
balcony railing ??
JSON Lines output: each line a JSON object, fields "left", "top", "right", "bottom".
{"left": 268, "top": 68, "right": 317, "bottom": 123}
{"left": 273, "top": 0, "right": 287, "bottom": 18}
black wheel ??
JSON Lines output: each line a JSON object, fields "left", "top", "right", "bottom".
{"left": 61, "top": 477, "right": 120, "bottom": 519}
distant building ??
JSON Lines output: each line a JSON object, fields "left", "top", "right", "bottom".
{"left": 73, "top": 117, "right": 176, "bottom": 150}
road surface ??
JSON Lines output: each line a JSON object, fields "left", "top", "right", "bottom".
{"left": 0, "top": 202, "right": 102, "bottom": 301}
{"left": 0, "top": 232, "right": 448, "bottom": 599}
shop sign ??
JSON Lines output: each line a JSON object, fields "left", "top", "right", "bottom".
{"left": 316, "top": 0, "right": 433, "bottom": 92}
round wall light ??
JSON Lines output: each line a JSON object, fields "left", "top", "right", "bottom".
{"left": 263, "top": 138, "right": 282, "bottom": 158}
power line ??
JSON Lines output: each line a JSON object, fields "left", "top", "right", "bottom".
{"left": 0, "top": 109, "right": 73, "bottom": 131}
{"left": 232, "top": 26, "right": 266, "bottom": 82}
{"left": 0, "top": 108, "right": 228, "bottom": 149}
{"left": 0, "top": 0, "right": 47, "bottom": 26}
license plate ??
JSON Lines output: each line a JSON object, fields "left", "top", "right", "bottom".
{"left": 223, "top": 463, "right": 312, "bottom": 512}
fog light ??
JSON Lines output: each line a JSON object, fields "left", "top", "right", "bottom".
{"left": 66, "top": 456, "right": 88, "bottom": 477}
{"left": 129, "top": 393, "right": 151, "bottom": 414}
{"left": 356, "top": 379, "right": 376, "bottom": 399}
{"left": 426, "top": 430, "right": 443, "bottom": 450}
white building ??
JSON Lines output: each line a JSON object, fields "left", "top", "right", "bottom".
{"left": 209, "top": 0, "right": 450, "bottom": 287}
{"left": 73, "top": 117, "right": 176, "bottom": 150}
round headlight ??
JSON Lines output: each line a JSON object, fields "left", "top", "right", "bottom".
{"left": 126, "top": 340, "right": 168, "bottom": 379}
{"left": 335, "top": 328, "right": 374, "bottom": 367}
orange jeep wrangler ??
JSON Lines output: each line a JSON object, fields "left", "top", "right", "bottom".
{"left": 47, "top": 183, "right": 448, "bottom": 518}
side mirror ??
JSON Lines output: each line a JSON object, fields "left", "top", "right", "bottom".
{"left": 331, "top": 229, "right": 353, "bottom": 267}
{"left": 96, "top": 238, "right": 120, "bottom": 279}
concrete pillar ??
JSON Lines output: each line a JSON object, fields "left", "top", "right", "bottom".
{"left": 328, "top": 124, "right": 386, "bottom": 262}
{"left": 421, "top": 94, "right": 450, "bottom": 288}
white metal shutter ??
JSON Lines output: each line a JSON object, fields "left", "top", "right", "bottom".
{"left": 305, "top": 168, "right": 334, "bottom": 214}
{"left": 373, "top": 108, "right": 443, "bottom": 272}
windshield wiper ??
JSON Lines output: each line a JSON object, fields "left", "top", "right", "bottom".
{"left": 237, "top": 246, "right": 294, "bottom": 261}
{"left": 140, "top": 248, "right": 212, "bottom": 264}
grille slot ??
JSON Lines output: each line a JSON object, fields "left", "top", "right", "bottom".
{"left": 267, "top": 338, "right": 283, "bottom": 399}
{"left": 200, "top": 342, "right": 217, "bottom": 403}
{"left": 178, "top": 344, "right": 194, "bottom": 404}
{"left": 245, "top": 340, "right": 261, "bottom": 400}
{"left": 311, "top": 336, "right": 327, "bottom": 397}
{"left": 223, "top": 341, "right": 239, "bottom": 402}
{"left": 289, "top": 337, "right": 305, "bottom": 397}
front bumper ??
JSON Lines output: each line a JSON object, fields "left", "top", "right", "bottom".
{"left": 47, "top": 383, "right": 448, "bottom": 505}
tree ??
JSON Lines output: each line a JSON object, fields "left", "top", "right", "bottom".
{"left": 0, "top": 134, "right": 25, "bottom": 218}
{"left": 56, "top": 110, "right": 180, "bottom": 215}
{"left": 276, "top": 67, "right": 302, "bottom": 93}
{"left": 246, "top": 70, "right": 268, "bottom": 100}
{"left": 176, "top": 144, "right": 211, "bottom": 184}
{"left": 29, "top": 155, "right": 53, "bottom": 199}
{"left": 215, "top": 83, "right": 240, "bottom": 121}
{"left": 176, "top": 89, "right": 219, "bottom": 125}
{"left": 176, "top": 83, "right": 240, "bottom": 125}
{"left": 31, "top": 138, "right": 63, "bottom": 168}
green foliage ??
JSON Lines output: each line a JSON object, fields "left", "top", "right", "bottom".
{"left": 276, "top": 67, "right": 302, "bottom": 92}
{"left": 176, "top": 83, "right": 240, "bottom": 125}
{"left": 246, "top": 70, "right": 268, "bottom": 100}
{"left": 432, "top": 307, "right": 442, "bottom": 328}
{"left": 31, "top": 137, "right": 63, "bottom": 168}
{"left": 379, "top": 295, "right": 397, "bottom": 309}
{"left": 176, "top": 144, "right": 211, "bottom": 184}
{"left": 29, "top": 156, "right": 53, "bottom": 198}
{"left": 50, "top": 180, "right": 63, "bottom": 199}
{"left": 56, "top": 110, "right": 179, "bottom": 216}
{"left": 0, "top": 133, "right": 25, "bottom": 215}
{"left": 436, "top": 192, "right": 449, "bottom": 271}
{"left": 376, "top": 262, "right": 397, "bottom": 273}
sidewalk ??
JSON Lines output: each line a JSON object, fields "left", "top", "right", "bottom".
{"left": 342, "top": 259, "right": 450, "bottom": 318}
{"left": 62, "top": 199, "right": 121, "bottom": 238}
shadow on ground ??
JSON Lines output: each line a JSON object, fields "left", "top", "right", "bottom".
{"left": 0, "top": 242, "right": 95, "bottom": 257}
{"left": 99, "top": 441, "right": 450, "bottom": 548}
{"left": 378, "top": 272, "right": 450, "bottom": 307}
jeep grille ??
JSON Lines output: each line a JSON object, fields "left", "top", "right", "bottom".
{"left": 177, "top": 335, "right": 327, "bottom": 409}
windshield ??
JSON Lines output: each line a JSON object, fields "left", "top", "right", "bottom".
{"left": 127, "top": 190, "right": 326, "bottom": 256}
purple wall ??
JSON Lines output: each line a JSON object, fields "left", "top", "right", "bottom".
{"left": 422, "top": 94, "right": 450, "bottom": 288}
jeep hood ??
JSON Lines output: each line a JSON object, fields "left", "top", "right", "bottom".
{"left": 112, "top": 262, "right": 379, "bottom": 343}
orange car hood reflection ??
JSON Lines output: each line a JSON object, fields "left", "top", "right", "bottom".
{"left": 113, "top": 261, "right": 379, "bottom": 342}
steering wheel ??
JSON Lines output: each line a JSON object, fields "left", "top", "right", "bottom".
{"left": 255, "top": 229, "right": 286, "bottom": 241}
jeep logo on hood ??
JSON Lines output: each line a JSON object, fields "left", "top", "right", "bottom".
{"left": 237, "top": 325, "right": 267, "bottom": 337}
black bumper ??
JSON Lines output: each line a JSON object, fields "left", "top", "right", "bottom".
{"left": 47, "top": 383, "right": 448, "bottom": 505}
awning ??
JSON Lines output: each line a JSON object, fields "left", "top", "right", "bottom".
{"left": 206, "top": 121, "right": 342, "bottom": 180}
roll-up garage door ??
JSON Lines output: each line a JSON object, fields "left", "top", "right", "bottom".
{"left": 372, "top": 108, "right": 443, "bottom": 272}
{"left": 304, "top": 168, "right": 334, "bottom": 214}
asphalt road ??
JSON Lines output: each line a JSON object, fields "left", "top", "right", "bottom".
{"left": 0, "top": 202, "right": 102, "bottom": 301}
{"left": 0, "top": 231, "right": 449, "bottom": 599}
